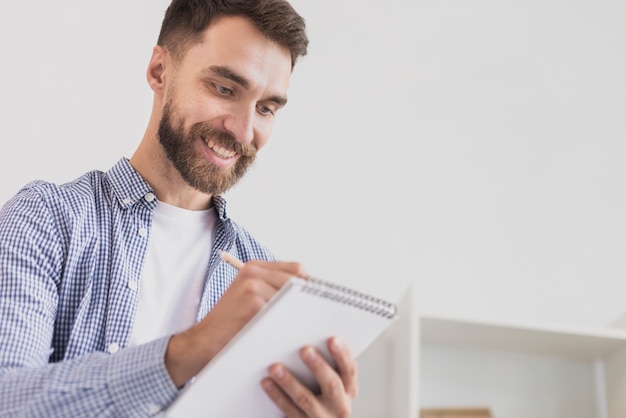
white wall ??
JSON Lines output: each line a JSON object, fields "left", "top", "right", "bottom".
{"left": 1, "top": 0, "right": 624, "bottom": 334}
{"left": 231, "top": 0, "right": 626, "bottom": 328}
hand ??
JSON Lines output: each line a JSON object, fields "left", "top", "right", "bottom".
{"left": 165, "top": 260, "right": 308, "bottom": 387}
{"left": 261, "top": 337, "right": 358, "bottom": 418}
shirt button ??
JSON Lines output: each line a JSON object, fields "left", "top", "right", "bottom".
{"left": 128, "top": 281, "right": 138, "bottom": 291}
{"left": 122, "top": 198, "right": 131, "bottom": 205}
{"left": 148, "top": 404, "right": 161, "bottom": 415}
{"left": 144, "top": 193, "right": 156, "bottom": 203}
{"left": 107, "top": 343, "right": 120, "bottom": 354}
{"left": 138, "top": 227, "right": 148, "bottom": 237}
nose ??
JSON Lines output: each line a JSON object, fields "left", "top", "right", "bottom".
{"left": 223, "top": 105, "right": 255, "bottom": 144}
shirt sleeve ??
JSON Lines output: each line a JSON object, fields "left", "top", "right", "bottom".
{"left": 0, "top": 337, "right": 178, "bottom": 417}
{"left": 0, "top": 187, "right": 179, "bottom": 417}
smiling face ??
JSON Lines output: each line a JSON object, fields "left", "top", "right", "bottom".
{"left": 155, "top": 15, "right": 292, "bottom": 196}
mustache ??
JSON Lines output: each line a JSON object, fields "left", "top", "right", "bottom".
{"left": 190, "top": 122, "right": 257, "bottom": 158}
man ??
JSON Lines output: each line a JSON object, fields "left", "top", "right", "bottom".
{"left": 0, "top": 1, "right": 357, "bottom": 417}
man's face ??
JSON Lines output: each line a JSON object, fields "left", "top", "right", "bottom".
{"left": 158, "top": 15, "right": 292, "bottom": 195}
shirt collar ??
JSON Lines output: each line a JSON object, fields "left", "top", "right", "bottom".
{"left": 212, "top": 195, "right": 229, "bottom": 221}
{"left": 106, "top": 157, "right": 231, "bottom": 220}
{"left": 107, "top": 158, "right": 154, "bottom": 209}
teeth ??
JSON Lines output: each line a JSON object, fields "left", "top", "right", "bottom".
{"left": 206, "top": 139, "right": 236, "bottom": 159}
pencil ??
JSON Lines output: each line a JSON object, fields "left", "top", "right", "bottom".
{"left": 218, "top": 250, "right": 311, "bottom": 281}
{"left": 219, "top": 250, "right": 245, "bottom": 270}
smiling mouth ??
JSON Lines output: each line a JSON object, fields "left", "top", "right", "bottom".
{"left": 204, "top": 138, "right": 237, "bottom": 159}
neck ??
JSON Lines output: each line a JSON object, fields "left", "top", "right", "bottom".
{"left": 129, "top": 128, "right": 214, "bottom": 211}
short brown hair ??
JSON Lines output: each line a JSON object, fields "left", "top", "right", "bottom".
{"left": 157, "top": 0, "right": 308, "bottom": 69}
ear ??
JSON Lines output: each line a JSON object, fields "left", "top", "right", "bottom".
{"left": 146, "top": 45, "right": 169, "bottom": 94}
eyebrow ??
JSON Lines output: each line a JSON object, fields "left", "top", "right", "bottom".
{"left": 205, "top": 65, "right": 288, "bottom": 107}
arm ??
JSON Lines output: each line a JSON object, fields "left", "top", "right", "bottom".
{"left": 0, "top": 338, "right": 176, "bottom": 417}
{"left": 0, "top": 189, "right": 178, "bottom": 417}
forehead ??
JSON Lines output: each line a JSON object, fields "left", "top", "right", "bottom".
{"left": 176, "top": 15, "right": 292, "bottom": 94}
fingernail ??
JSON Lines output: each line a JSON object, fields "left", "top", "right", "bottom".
{"left": 303, "top": 346, "right": 315, "bottom": 361}
{"left": 331, "top": 338, "right": 342, "bottom": 352}
{"left": 270, "top": 365, "right": 284, "bottom": 379}
{"left": 262, "top": 379, "right": 274, "bottom": 392}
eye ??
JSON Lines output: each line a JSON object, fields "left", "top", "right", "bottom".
{"left": 214, "top": 84, "right": 233, "bottom": 96}
{"left": 257, "top": 104, "right": 275, "bottom": 116}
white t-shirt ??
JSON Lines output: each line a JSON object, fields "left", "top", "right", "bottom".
{"left": 128, "top": 201, "right": 217, "bottom": 347}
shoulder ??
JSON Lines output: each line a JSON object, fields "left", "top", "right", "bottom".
{"left": 0, "top": 169, "right": 115, "bottom": 244}
{"left": 2, "top": 169, "right": 109, "bottom": 216}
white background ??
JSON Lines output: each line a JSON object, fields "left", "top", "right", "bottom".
{"left": 0, "top": 0, "right": 625, "bottom": 332}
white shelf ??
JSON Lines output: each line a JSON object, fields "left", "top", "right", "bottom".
{"left": 358, "top": 297, "right": 626, "bottom": 418}
{"left": 421, "top": 314, "right": 626, "bottom": 362}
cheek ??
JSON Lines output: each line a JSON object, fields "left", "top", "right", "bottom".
{"left": 193, "top": 98, "right": 220, "bottom": 119}
{"left": 180, "top": 90, "right": 223, "bottom": 119}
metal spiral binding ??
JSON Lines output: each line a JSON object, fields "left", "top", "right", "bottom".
{"left": 300, "top": 277, "right": 397, "bottom": 319}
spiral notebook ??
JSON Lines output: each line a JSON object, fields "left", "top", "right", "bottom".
{"left": 165, "top": 277, "right": 398, "bottom": 417}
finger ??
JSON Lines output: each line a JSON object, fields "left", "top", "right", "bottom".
{"left": 233, "top": 275, "right": 280, "bottom": 305}
{"left": 300, "top": 346, "right": 351, "bottom": 412}
{"left": 246, "top": 260, "right": 309, "bottom": 279}
{"left": 267, "top": 363, "right": 323, "bottom": 417}
{"left": 261, "top": 377, "right": 307, "bottom": 418}
{"left": 220, "top": 252, "right": 307, "bottom": 277}
{"left": 237, "top": 261, "right": 308, "bottom": 290}
{"left": 328, "top": 337, "right": 359, "bottom": 399}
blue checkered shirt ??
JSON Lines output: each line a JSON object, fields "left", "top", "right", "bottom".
{"left": 0, "top": 158, "right": 274, "bottom": 417}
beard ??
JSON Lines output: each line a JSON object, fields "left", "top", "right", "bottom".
{"left": 157, "top": 102, "right": 257, "bottom": 196}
